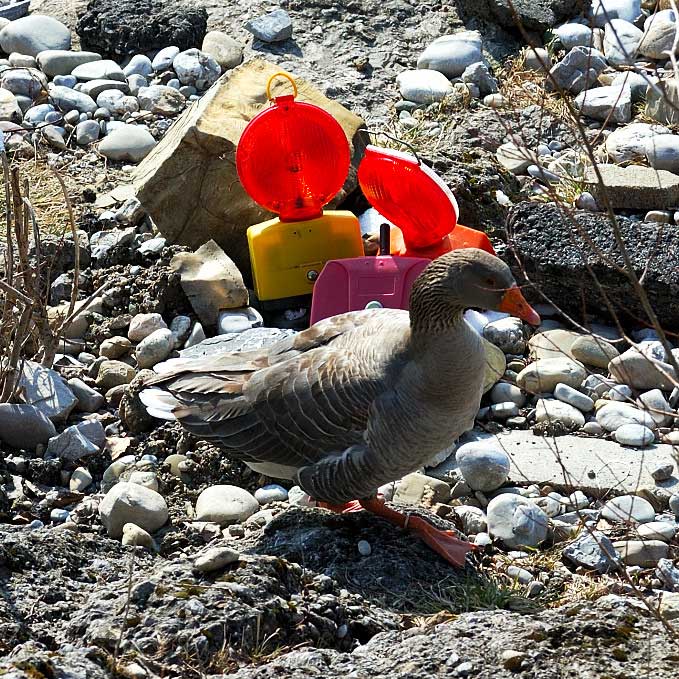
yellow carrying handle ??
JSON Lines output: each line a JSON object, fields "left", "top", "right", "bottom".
{"left": 266, "top": 72, "right": 298, "bottom": 101}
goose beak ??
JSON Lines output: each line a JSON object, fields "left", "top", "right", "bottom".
{"left": 498, "top": 286, "right": 541, "bottom": 326}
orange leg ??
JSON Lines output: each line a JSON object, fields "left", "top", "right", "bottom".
{"left": 359, "top": 496, "right": 477, "bottom": 568}
{"left": 316, "top": 499, "right": 364, "bottom": 513}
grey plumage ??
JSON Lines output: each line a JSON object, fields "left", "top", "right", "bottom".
{"left": 142, "top": 248, "right": 522, "bottom": 503}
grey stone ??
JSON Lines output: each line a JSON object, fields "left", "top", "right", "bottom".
{"left": 637, "top": 389, "right": 673, "bottom": 427}
{"left": 603, "top": 19, "right": 642, "bottom": 65}
{"left": 645, "top": 134, "right": 679, "bottom": 173}
{"left": 172, "top": 48, "right": 220, "bottom": 90}
{"left": 80, "top": 79, "right": 129, "bottom": 100}
{"left": 589, "top": 0, "right": 641, "bottom": 26}
{"left": 195, "top": 485, "right": 259, "bottom": 526}
{"left": 613, "top": 539, "right": 668, "bottom": 566}
{"left": 0, "top": 68, "right": 46, "bottom": 98}
{"left": 169, "top": 315, "right": 191, "bottom": 346}
{"left": 49, "top": 85, "right": 97, "bottom": 113}
{"left": 609, "top": 347, "right": 677, "bottom": 390}
{"left": 19, "top": 360, "right": 76, "bottom": 421}
{"left": 76, "top": 119, "right": 100, "bottom": 145}
{"left": 431, "top": 429, "right": 679, "bottom": 502}
{"left": 487, "top": 493, "right": 548, "bottom": 548}
{"left": 254, "top": 484, "right": 289, "bottom": 505}
{"left": 584, "top": 163, "right": 679, "bottom": 210}
{"left": 524, "top": 47, "right": 551, "bottom": 71}
{"left": 245, "top": 9, "right": 293, "bottom": 43}
{"left": 128, "top": 313, "right": 167, "bottom": 342}
{"left": 536, "top": 398, "right": 586, "bottom": 430}
{"left": 0, "top": 15, "right": 71, "bottom": 57}
{"left": 396, "top": 69, "right": 453, "bottom": 104}
{"left": 95, "top": 360, "right": 136, "bottom": 390}
{"left": 637, "top": 520, "right": 677, "bottom": 541}
{"left": 495, "top": 143, "right": 538, "bottom": 174}
{"left": 553, "top": 383, "right": 594, "bottom": 412}
{"left": 123, "top": 54, "right": 154, "bottom": 77}
{"left": 45, "top": 425, "right": 99, "bottom": 462}
{"left": 152, "top": 46, "right": 180, "bottom": 71}
{"left": 483, "top": 316, "right": 525, "bottom": 354}
{"left": 611, "top": 70, "right": 652, "bottom": 103}
{"left": 202, "top": 31, "right": 243, "bottom": 70}
{"left": 37, "top": 49, "right": 101, "bottom": 76}
{"left": 574, "top": 84, "right": 632, "bottom": 124}
{"left": 638, "top": 14, "right": 676, "bottom": 59}
{"left": 417, "top": 31, "right": 482, "bottom": 78}
{"left": 547, "top": 46, "right": 607, "bottom": 95}
{"left": 516, "top": 357, "right": 586, "bottom": 393}
{"left": 121, "top": 523, "right": 159, "bottom": 550}
{"left": 562, "top": 531, "right": 622, "bottom": 573}
{"left": 0, "top": 404, "right": 56, "bottom": 449}
{"left": 0, "top": 87, "right": 21, "bottom": 122}
{"left": 193, "top": 546, "right": 240, "bottom": 572}
{"left": 98, "top": 124, "right": 156, "bottom": 162}
{"left": 453, "top": 505, "right": 487, "bottom": 534}
{"left": 650, "top": 462, "right": 675, "bottom": 483}
{"left": 490, "top": 382, "right": 526, "bottom": 407}
{"left": 70, "top": 466, "right": 94, "bottom": 492}
{"left": 135, "top": 328, "right": 174, "bottom": 368}
{"left": 646, "top": 77, "right": 679, "bottom": 126}
{"left": 555, "top": 23, "right": 598, "bottom": 50}
{"left": 99, "top": 481, "right": 168, "bottom": 538}
{"left": 597, "top": 403, "right": 655, "bottom": 432}
{"left": 602, "top": 495, "right": 656, "bottom": 524}
{"left": 138, "top": 237, "right": 166, "bottom": 256}
{"left": 137, "top": 85, "right": 185, "bottom": 116}
{"left": 96, "top": 89, "right": 139, "bottom": 116}
{"left": 90, "top": 227, "right": 135, "bottom": 261}
{"left": 456, "top": 441, "right": 510, "bottom": 492}
{"left": 657, "top": 558, "right": 679, "bottom": 589}
{"left": 461, "top": 62, "right": 498, "bottom": 96}
{"left": 67, "top": 377, "right": 105, "bottom": 412}
{"left": 670, "top": 493, "right": 679, "bottom": 516}
{"left": 614, "top": 423, "right": 655, "bottom": 447}
{"left": 570, "top": 335, "right": 620, "bottom": 368}
{"left": 127, "top": 74, "right": 148, "bottom": 96}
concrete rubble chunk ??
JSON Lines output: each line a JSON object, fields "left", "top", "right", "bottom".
{"left": 133, "top": 58, "right": 364, "bottom": 278}
{"left": 171, "top": 239, "right": 249, "bottom": 326}
{"left": 584, "top": 163, "right": 679, "bottom": 209}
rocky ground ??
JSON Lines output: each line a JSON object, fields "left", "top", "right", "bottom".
{"left": 1, "top": 0, "right": 679, "bottom": 676}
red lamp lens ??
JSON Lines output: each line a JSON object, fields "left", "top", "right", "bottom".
{"left": 358, "top": 145, "right": 458, "bottom": 249}
{"left": 236, "top": 96, "right": 351, "bottom": 222}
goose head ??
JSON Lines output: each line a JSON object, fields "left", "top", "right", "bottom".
{"left": 410, "top": 248, "right": 541, "bottom": 328}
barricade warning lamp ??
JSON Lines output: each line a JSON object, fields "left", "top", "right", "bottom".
{"left": 236, "top": 72, "right": 363, "bottom": 308}
{"left": 357, "top": 143, "right": 495, "bottom": 258}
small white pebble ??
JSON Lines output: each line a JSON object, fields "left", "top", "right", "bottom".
{"left": 357, "top": 539, "right": 372, "bottom": 556}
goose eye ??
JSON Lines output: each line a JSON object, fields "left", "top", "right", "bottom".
{"left": 484, "top": 278, "right": 496, "bottom": 288}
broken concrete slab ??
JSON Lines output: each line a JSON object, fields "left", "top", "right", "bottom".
{"left": 170, "top": 239, "right": 248, "bottom": 326}
{"left": 583, "top": 163, "right": 679, "bottom": 209}
{"left": 429, "top": 429, "right": 679, "bottom": 506}
{"left": 133, "top": 58, "right": 365, "bottom": 280}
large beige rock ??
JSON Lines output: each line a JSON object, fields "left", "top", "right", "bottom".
{"left": 133, "top": 58, "right": 365, "bottom": 279}
{"left": 170, "top": 239, "right": 248, "bottom": 326}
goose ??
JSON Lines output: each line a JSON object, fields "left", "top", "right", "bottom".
{"left": 140, "top": 249, "right": 540, "bottom": 566}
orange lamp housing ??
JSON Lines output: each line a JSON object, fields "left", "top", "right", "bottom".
{"left": 358, "top": 145, "right": 495, "bottom": 259}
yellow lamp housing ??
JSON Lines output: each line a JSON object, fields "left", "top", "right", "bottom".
{"left": 247, "top": 210, "right": 364, "bottom": 308}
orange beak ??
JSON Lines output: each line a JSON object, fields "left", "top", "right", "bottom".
{"left": 498, "top": 285, "right": 541, "bottom": 326}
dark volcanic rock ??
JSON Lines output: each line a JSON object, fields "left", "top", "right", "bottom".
{"left": 76, "top": 0, "right": 208, "bottom": 61}
{"left": 225, "top": 595, "right": 673, "bottom": 679}
{"left": 507, "top": 202, "right": 679, "bottom": 331}
{"left": 457, "top": 0, "right": 591, "bottom": 33}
